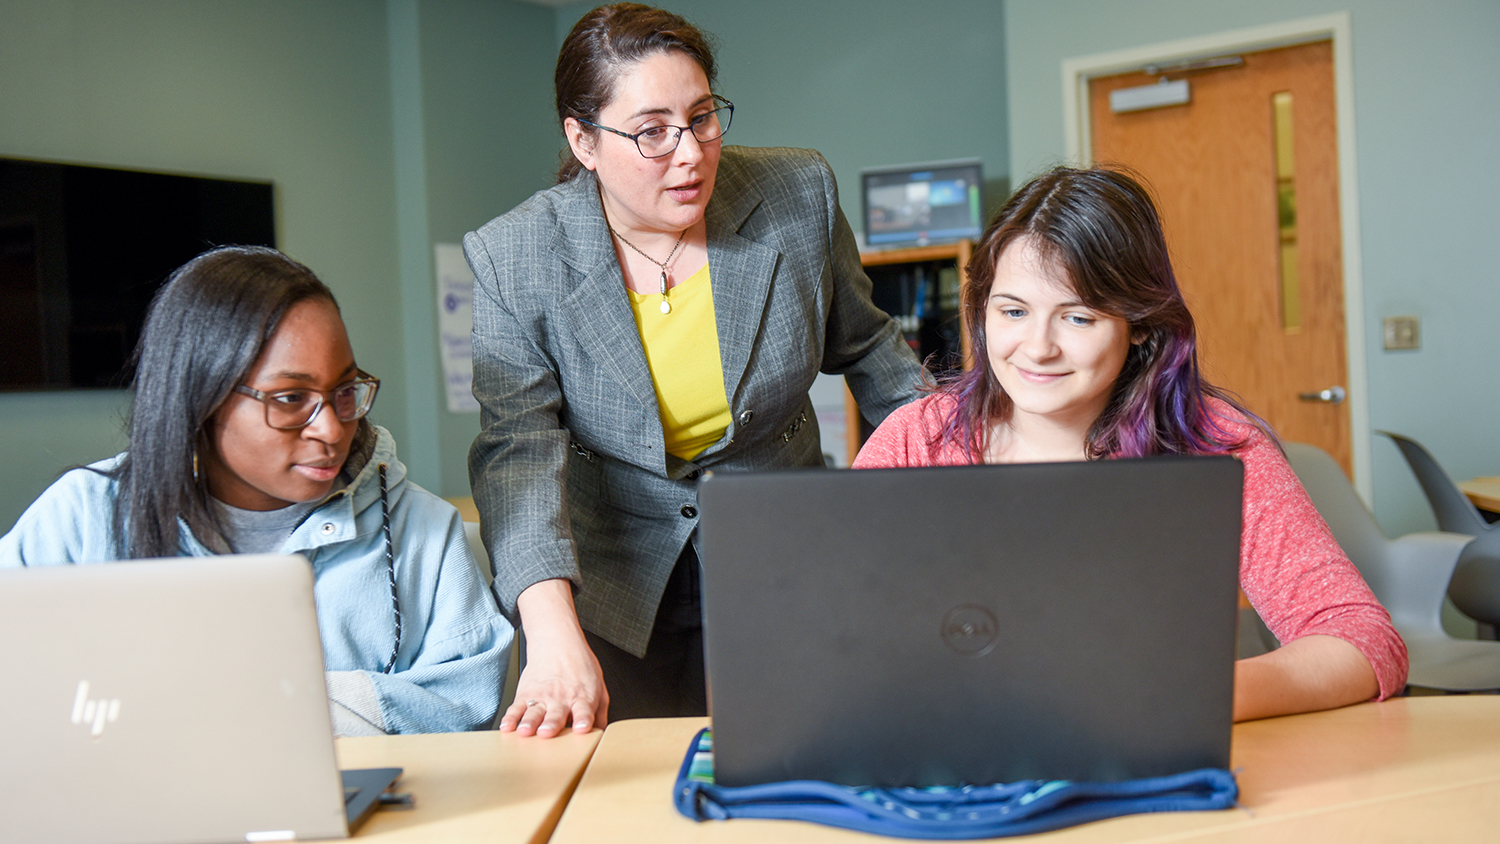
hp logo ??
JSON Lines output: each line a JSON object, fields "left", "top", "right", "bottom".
{"left": 72, "top": 681, "right": 121, "bottom": 737}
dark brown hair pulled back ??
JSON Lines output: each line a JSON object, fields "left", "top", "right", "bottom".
{"left": 554, "top": 3, "right": 718, "bottom": 183}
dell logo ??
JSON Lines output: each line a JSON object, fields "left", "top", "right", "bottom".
{"left": 72, "top": 680, "right": 120, "bottom": 737}
{"left": 941, "top": 604, "right": 1000, "bottom": 657}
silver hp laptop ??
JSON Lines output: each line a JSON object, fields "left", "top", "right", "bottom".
{"left": 0, "top": 554, "right": 400, "bottom": 843}
{"left": 697, "top": 456, "right": 1244, "bottom": 788}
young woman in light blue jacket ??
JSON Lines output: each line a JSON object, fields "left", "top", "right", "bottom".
{"left": 0, "top": 246, "right": 512, "bottom": 735}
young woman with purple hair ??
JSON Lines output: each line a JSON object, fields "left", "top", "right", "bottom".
{"left": 854, "top": 166, "right": 1407, "bottom": 721}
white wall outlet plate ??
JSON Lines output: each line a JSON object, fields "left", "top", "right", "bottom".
{"left": 1383, "top": 315, "right": 1420, "bottom": 351}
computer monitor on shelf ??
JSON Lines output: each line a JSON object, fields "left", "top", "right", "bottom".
{"left": 860, "top": 158, "right": 984, "bottom": 249}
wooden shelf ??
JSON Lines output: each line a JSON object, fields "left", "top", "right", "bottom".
{"left": 845, "top": 240, "right": 974, "bottom": 465}
{"left": 859, "top": 240, "right": 972, "bottom": 267}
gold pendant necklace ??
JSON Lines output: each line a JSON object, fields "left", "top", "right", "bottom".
{"left": 608, "top": 224, "right": 687, "bottom": 314}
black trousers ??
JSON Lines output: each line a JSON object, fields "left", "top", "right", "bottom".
{"left": 584, "top": 544, "right": 708, "bottom": 721}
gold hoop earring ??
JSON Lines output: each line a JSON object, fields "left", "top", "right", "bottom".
{"left": 192, "top": 449, "right": 200, "bottom": 480}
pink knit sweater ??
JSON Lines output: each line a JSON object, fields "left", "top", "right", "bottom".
{"left": 853, "top": 394, "right": 1409, "bottom": 699}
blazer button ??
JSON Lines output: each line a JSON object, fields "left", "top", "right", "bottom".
{"left": 738, "top": 410, "right": 754, "bottom": 425}
{"left": 680, "top": 505, "right": 698, "bottom": 519}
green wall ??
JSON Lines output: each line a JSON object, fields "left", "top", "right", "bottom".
{"left": 1, "top": 0, "right": 413, "bottom": 529}
{"left": 0, "top": 0, "right": 1011, "bottom": 530}
{"left": 397, "top": 0, "right": 562, "bottom": 501}
{"left": 555, "top": 0, "right": 1011, "bottom": 228}
{"left": 1004, "top": 0, "right": 1500, "bottom": 540}
{"left": 0, "top": 0, "right": 562, "bottom": 528}
{"left": 421, "top": 0, "right": 1012, "bottom": 495}
{"left": 6, "top": 0, "right": 1491, "bottom": 554}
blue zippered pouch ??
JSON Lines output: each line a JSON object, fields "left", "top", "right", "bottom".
{"left": 673, "top": 728, "right": 1238, "bottom": 839}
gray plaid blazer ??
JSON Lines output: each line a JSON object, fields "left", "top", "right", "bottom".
{"left": 465, "top": 146, "right": 925, "bottom": 656}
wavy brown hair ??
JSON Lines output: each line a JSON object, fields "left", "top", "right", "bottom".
{"left": 936, "top": 165, "right": 1264, "bottom": 461}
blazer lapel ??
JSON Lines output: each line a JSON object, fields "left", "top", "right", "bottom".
{"left": 552, "top": 175, "right": 664, "bottom": 436}
{"left": 705, "top": 169, "right": 777, "bottom": 408}
{"left": 547, "top": 162, "right": 779, "bottom": 469}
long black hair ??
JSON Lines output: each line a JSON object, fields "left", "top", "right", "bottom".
{"left": 107, "top": 245, "right": 371, "bottom": 559}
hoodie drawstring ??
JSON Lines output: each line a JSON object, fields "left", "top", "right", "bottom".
{"left": 378, "top": 463, "right": 401, "bottom": 674}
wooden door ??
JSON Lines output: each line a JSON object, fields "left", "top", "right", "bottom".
{"left": 1089, "top": 41, "right": 1350, "bottom": 473}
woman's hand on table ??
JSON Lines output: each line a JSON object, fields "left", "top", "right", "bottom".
{"left": 501, "top": 578, "right": 609, "bottom": 737}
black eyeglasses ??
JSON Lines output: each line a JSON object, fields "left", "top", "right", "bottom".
{"left": 579, "top": 95, "right": 733, "bottom": 159}
{"left": 234, "top": 371, "right": 380, "bottom": 430}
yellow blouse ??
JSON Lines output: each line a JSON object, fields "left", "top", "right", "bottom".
{"left": 626, "top": 263, "right": 731, "bottom": 460}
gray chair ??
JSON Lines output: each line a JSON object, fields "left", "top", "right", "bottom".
{"left": 1378, "top": 431, "right": 1500, "bottom": 640}
{"left": 1284, "top": 442, "right": 1500, "bottom": 692}
{"left": 464, "top": 521, "right": 523, "bottom": 715}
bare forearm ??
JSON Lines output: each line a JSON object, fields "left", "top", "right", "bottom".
{"left": 516, "top": 578, "right": 586, "bottom": 648}
{"left": 1233, "top": 634, "right": 1379, "bottom": 722}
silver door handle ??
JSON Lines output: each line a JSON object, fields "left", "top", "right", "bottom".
{"left": 1298, "top": 385, "right": 1346, "bottom": 404}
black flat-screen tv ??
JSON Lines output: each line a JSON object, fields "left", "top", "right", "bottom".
{"left": 861, "top": 158, "right": 984, "bottom": 248}
{"left": 0, "top": 157, "right": 275, "bottom": 390}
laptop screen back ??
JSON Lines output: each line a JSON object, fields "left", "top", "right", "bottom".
{"left": 697, "top": 456, "right": 1243, "bottom": 788}
{"left": 0, "top": 554, "right": 351, "bottom": 843}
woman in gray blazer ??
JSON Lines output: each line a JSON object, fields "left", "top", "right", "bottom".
{"left": 465, "top": 3, "right": 925, "bottom": 736}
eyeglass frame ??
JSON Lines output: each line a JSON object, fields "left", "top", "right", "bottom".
{"left": 233, "top": 370, "right": 381, "bottom": 430}
{"left": 576, "top": 95, "right": 734, "bottom": 159}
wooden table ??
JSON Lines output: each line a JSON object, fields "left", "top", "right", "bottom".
{"left": 1459, "top": 477, "right": 1500, "bottom": 515}
{"left": 548, "top": 696, "right": 1500, "bottom": 842}
{"left": 335, "top": 728, "right": 600, "bottom": 842}
{"left": 444, "top": 495, "right": 482, "bottom": 523}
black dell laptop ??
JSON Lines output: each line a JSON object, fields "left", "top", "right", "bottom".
{"left": 696, "top": 455, "right": 1243, "bottom": 788}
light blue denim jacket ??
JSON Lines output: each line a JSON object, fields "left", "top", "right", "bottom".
{"left": 0, "top": 426, "right": 512, "bottom": 734}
